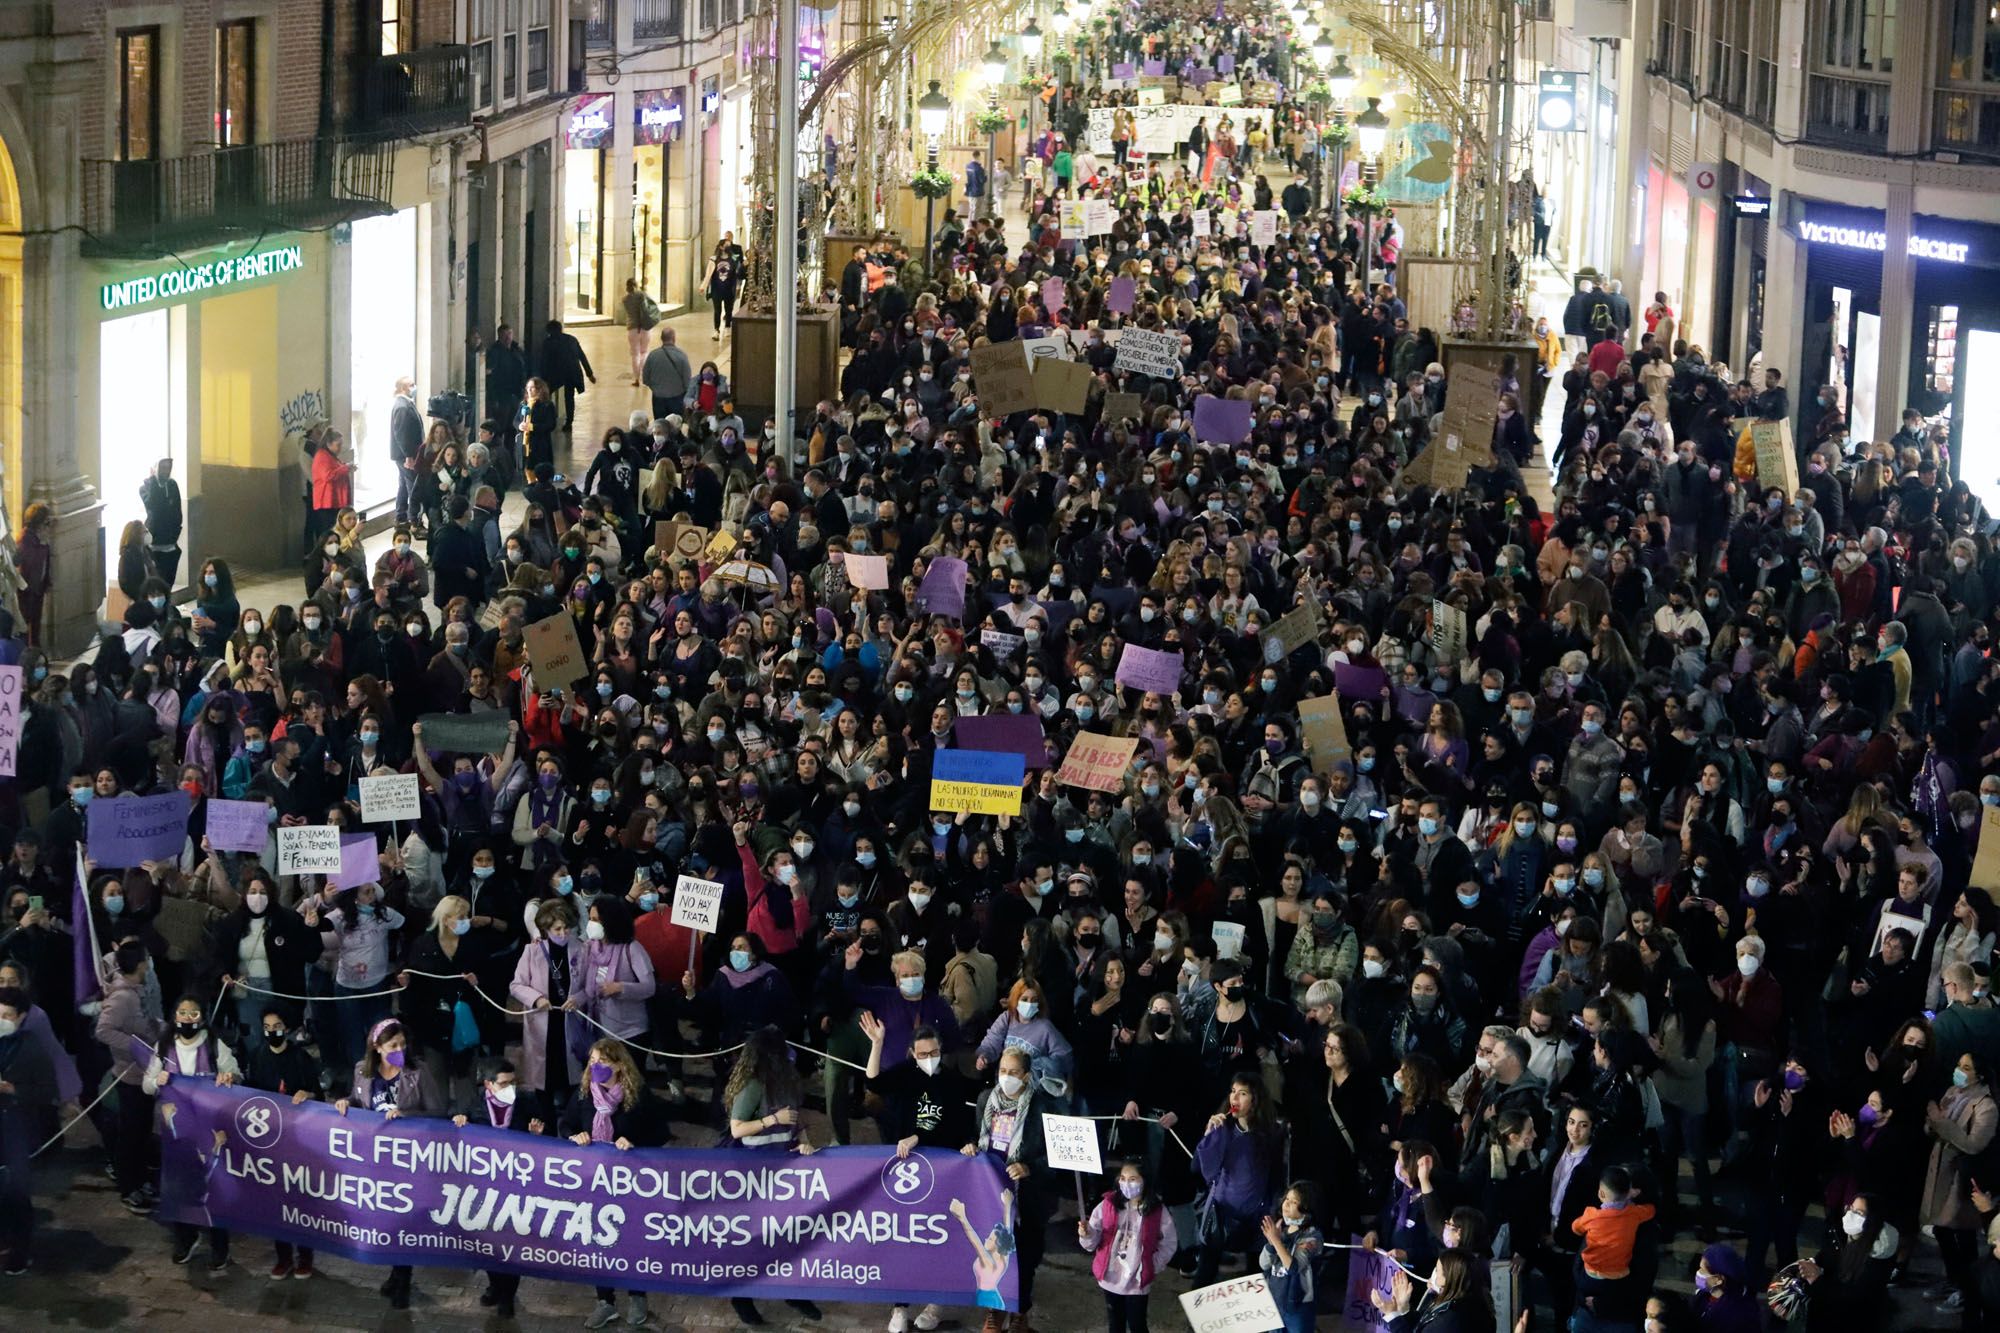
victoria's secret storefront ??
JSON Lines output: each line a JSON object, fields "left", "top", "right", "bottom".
{"left": 1789, "top": 199, "right": 2000, "bottom": 502}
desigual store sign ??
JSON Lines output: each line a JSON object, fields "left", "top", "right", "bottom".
{"left": 100, "top": 244, "right": 306, "bottom": 311}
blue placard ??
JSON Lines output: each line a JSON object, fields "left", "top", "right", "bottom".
{"left": 934, "top": 749, "right": 1027, "bottom": 790}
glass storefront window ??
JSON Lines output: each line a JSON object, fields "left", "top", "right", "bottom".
{"left": 563, "top": 148, "right": 605, "bottom": 318}
{"left": 633, "top": 145, "right": 667, "bottom": 303}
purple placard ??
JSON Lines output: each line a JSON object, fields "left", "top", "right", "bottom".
{"left": 1392, "top": 685, "right": 1436, "bottom": 724}
{"left": 1217, "top": 51, "right": 1235, "bottom": 74}
{"left": 955, "top": 713, "right": 1053, "bottom": 769}
{"left": 1115, "top": 643, "right": 1184, "bottom": 695}
{"left": 1143, "top": 58, "right": 1165, "bottom": 76}
{"left": 1190, "top": 67, "right": 1214, "bottom": 87}
{"left": 1112, "top": 61, "right": 1135, "bottom": 79}
{"left": 1191, "top": 394, "right": 1254, "bottom": 445}
{"left": 205, "top": 799, "right": 270, "bottom": 854}
{"left": 916, "top": 556, "right": 969, "bottom": 619}
{"left": 156, "top": 1079, "right": 1020, "bottom": 1309}
{"left": 87, "top": 791, "right": 192, "bottom": 867}
{"left": 1332, "top": 661, "right": 1391, "bottom": 703}
{"left": 1106, "top": 277, "right": 1136, "bottom": 314}
{"left": 330, "top": 833, "right": 380, "bottom": 887}
{"left": 1041, "top": 276, "right": 1067, "bottom": 313}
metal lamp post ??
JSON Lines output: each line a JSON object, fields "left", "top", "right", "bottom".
{"left": 918, "top": 79, "right": 951, "bottom": 268}
{"left": 1050, "top": 3, "right": 1070, "bottom": 102}
{"left": 1021, "top": 19, "right": 1043, "bottom": 199}
{"left": 983, "top": 41, "right": 1009, "bottom": 220}
{"left": 1353, "top": 95, "right": 1389, "bottom": 293}
{"left": 1326, "top": 54, "right": 1355, "bottom": 218}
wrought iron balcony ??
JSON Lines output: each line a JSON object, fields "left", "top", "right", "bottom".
{"left": 353, "top": 45, "right": 473, "bottom": 138}
{"left": 81, "top": 138, "right": 396, "bottom": 257}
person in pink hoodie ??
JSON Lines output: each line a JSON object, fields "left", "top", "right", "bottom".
{"left": 1078, "top": 1159, "right": 1178, "bottom": 1333}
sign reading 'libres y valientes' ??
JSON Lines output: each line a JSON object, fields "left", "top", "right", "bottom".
{"left": 101, "top": 244, "right": 306, "bottom": 311}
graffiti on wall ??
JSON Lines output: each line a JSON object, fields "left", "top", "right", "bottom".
{"left": 279, "top": 390, "right": 326, "bottom": 439}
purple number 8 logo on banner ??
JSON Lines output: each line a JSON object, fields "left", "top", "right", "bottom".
{"left": 234, "top": 1094, "right": 284, "bottom": 1148}
{"left": 878, "top": 1152, "right": 934, "bottom": 1205}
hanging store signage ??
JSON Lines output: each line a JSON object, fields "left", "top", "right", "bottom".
{"left": 100, "top": 243, "right": 305, "bottom": 312}
{"left": 1797, "top": 218, "right": 1970, "bottom": 265}
{"left": 1732, "top": 194, "right": 1771, "bottom": 216}
{"left": 634, "top": 90, "right": 685, "bottom": 145}
{"left": 567, "top": 93, "right": 615, "bottom": 149}
{"left": 1536, "top": 72, "right": 1582, "bottom": 133}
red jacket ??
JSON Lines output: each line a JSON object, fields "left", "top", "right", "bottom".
{"left": 635, "top": 908, "right": 704, "bottom": 987}
{"left": 311, "top": 448, "right": 353, "bottom": 510}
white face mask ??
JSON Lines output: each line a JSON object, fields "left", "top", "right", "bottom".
{"left": 997, "top": 1072, "right": 1025, "bottom": 1097}
{"left": 1362, "top": 959, "right": 1386, "bottom": 979}
{"left": 245, "top": 893, "right": 269, "bottom": 914}
{"left": 916, "top": 1055, "right": 942, "bottom": 1075}
{"left": 585, "top": 920, "right": 606, "bottom": 941}
{"left": 491, "top": 1083, "right": 518, "bottom": 1106}
{"left": 1842, "top": 1209, "right": 1866, "bottom": 1237}
{"left": 1737, "top": 953, "right": 1761, "bottom": 977}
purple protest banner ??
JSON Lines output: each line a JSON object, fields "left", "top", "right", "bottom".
{"left": 955, "top": 713, "right": 1053, "bottom": 769}
{"left": 1115, "top": 643, "right": 1184, "bottom": 695}
{"left": 1191, "top": 394, "right": 1254, "bottom": 445}
{"left": 1143, "top": 58, "right": 1165, "bottom": 76}
{"left": 330, "top": 833, "right": 380, "bottom": 888}
{"left": 1189, "top": 67, "right": 1214, "bottom": 87}
{"left": 1112, "top": 61, "right": 1135, "bottom": 79}
{"left": 1105, "top": 276, "right": 1137, "bottom": 314}
{"left": 205, "top": 799, "right": 270, "bottom": 854}
{"left": 916, "top": 556, "right": 969, "bottom": 619}
{"left": 155, "top": 1078, "right": 1021, "bottom": 1310}
{"left": 1041, "top": 276, "right": 1066, "bottom": 312}
{"left": 87, "top": 790, "right": 192, "bottom": 867}
{"left": 1332, "top": 661, "right": 1391, "bottom": 703}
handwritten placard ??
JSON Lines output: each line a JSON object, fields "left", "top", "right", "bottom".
{"left": 915, "top": 556, "right": 968, "bottom": 619}
{"left": 670, "top": 875, "right": 726, "bottom": 934}
{"left": 0, "top": 664, "right": 18, "bottom": 778}
{"left": 524, "top": 613, "right": 589, "bottom": 696}
{"left": 205, "top": 799, "right": 272, "bottom": 854}
{"left": 359, "top": 773, "right": 422, "bottom": 824}
{"left": 1054, "top": 732, "right": 1141, "bottom": 792}
{"left": 87, "top": 791, "right": 192, "bottom": 867}
{"left": 845, "top": 552, "right": 889, "bottom": 590}
{"left": 1042, "top": 1113, "right": 1104, "bottom": 1172}
{"left": 1115, "top": 643, "right": 1184, "bottom": 695}
{"left": 276, "top": 825, "right": 343, "bottom": 876}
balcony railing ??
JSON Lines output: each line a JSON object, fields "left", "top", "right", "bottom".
{"left": 353, "top": 45, "right": 472, "bottom": 138}
{"left": 1805, "top": 72, "right": 1892, "bottom": 150}
{"left": 633, "top": 0, "right": 681, "bottom": 40}
{"left": 1936, "top": 87, "right": 2000, "bottom": 161}
{"left": 81, "top": 138, "right": 396, "bottom": 256}
{"left": 584, "top": 0, "right": 616, "bottom": 47}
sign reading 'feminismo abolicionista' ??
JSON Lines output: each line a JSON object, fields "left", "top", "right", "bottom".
{"left": 101, "top": 244, "right": 306, "bottom": 311}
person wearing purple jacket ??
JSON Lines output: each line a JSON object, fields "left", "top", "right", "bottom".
{"left": 846, "top": 947, "right": 961, "bottom": 1069}
{"left": 580, "top": 896, "right": 657, "bottom": 1044}
{"left": 1191, "top": 1072, "right": 1282, "bottom": 1287}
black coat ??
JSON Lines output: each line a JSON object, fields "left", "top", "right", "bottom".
{"left": 203, "top": 904, "right": 325, "bottom": 1000}
{"left": 432, "top": 519, "right": 490, "bottom": 611}
{"left": 537, "top": 332, "right": 595, "bottom": 391}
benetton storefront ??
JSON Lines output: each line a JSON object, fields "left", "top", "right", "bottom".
{"left": 1789, "top": 199, "right": 2000, "bottom": 502}
{"left": 83, "top": 232, "right": 332, "bottom": 588}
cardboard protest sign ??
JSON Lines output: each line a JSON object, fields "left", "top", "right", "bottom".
{"left": 1212, "top": 921, "right": 1246, "bottom": 961}
{"left": 670, "top": 875, "right": 726, "bottom": 934}
{"left": 1432, "top": 600, "right": 1468, "bottom": 663}
{"left": 329, "top": 833, "right": 381, "bottom": 888}
{"left": 524, "top": 613, "right": 588, "bottom": 696}
{"left": 1750, "top": 418, "right": 1801, "bottom": 493}
{"left": 1112, "top": 61, "right": 1135, "bottom": 79}
{"left": 1084, "top": 200, "right": 1114, "bottom": 236}
{"left": 1973, "top": 805, "right": 2000, "bottom": 904}
{"left": 1102, "top": 391, "right": 1144, "bottom": 424}
{"left": 1106, "top": 276, "right": 1137, "bottom": 314}
{"left": 955, "top": 713, "right": 1052, "bottom": 769}
{"left": 87, "top": 792, "right": 192, "bottom": 867}
{"left": 205, "top": 799, "right": 272, "bottom": 854}
{"left": 1181, "top": 1274, "right": 1284, "bottom": 1333}
{"left": 0, "top": 664, "right": 18, "bottom": 777}
{"left": 1191, "top": 394, "right": 1254, "bottom": 444}
{"left": 1439, "top": 360, "right": 1499, "bottom": 467}
{"left": 276, "top": 825, "right": 343, "bottom": 876}
{"left": 1335, "top": 1235, "right": 1398, "bottom": 1332}
{"left": 417, "top": 711, "right": 510, "bottom": 755}
{"left": 1041, "top": 1114, "right": 1104, "bottom": 1173}
{"left": 655, "top": 521, "right": 709, "bottom": 563}
{"left": 844, "top": 552, "right": 890, "bottom": 590}
{"left": 971, "top": 341, "right": 1036, "bottom": 416}
{"left": 1114, "top": 328, "right": 1183, "bottom": 379}
{"left": 702, "top": 528, "right": 740, "bottom": 565}
{"left": 1060, "top": 198, "right": 1087, "bottom": 232}
{"left": 1262, "top": 601, "right": 1322, "bottom": 658}
{"left": 931, "top": 750, "right": 1027, "bottom": 816}
{"left": 1033, "top": 357, "right": 1092, "bottom": 414}
{"left": 359, "top": 773, "right": 422, "bottom": 824}
{"left": 1400, "top": 431, "right": 1473, "bottom": 491}
{"left": 980, "top": 627, "right": 1025, "bottom": 659}
{"left": 1021, "top": 334, "right": 1070, "bottom": 363}
{"left": 1115, "top": 642, "right": 1184, "bottom": 695}
{"left": 915, "top": 556, "right": 969, "bottom": 618}
{"left": 1250, "top": 209, "right": 1278, "bottom": 246}
{"left": 1216, "top": 82, "right": 1243, "bottom": 105}
{"left": 1190, "top": 208, "right": 1211, "bottom": 237}
{"left": 1054, "top": 732, "right": 1141, "bottom": 792}
{"left": 1297, "top": 693, "right": 1352, "bottom": 763}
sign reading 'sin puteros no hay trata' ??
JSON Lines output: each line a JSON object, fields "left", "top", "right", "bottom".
{"left": 101, "top": 245, "right": 306, "bottom": 311}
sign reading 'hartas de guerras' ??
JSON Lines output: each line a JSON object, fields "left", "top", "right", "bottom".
{"left": 101, "top": 244, "right": 306, "bottom": 311}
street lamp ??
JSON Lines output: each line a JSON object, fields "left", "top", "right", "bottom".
{"left": 1312, "top": 32, "right": 1333, "bottom": 69}
{"left": 1353, "top": 95, "right": 1390, "bottom": 291}
{"left": 919, "top": 78, "right": 951, "bottom": 265}
{"left": 1299, "top": 15, "right": 1319, "bottom": 43}
{"left": 1326, "top": 54, "right": 1357, "bottom": 103}
{"left": 983, "top": 41, "right": 1009, "bottom": 88}
{"left": 982, "top": 41, "right": 1008, "bottom": 219}
{"left": 1021, "top": 19, "right": 1044, "bottom": 199}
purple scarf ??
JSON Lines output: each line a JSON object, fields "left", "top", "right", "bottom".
{"left": 485, "top": 1090, "right": 514, "bottom": 1129}
{"left": 589, "top": 1081, "right": 621, "bottom": 1143}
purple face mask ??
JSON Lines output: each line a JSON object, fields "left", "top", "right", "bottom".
{"left": 1783, "top": 1068, "right": 1806, "bottom": 1092}
{"left": 1857, "top": 1103, "right": 1881, "bottom": 1126}
{"left": 1694, "top": 1272, "right": 1712, "bottom": 1293}
{"left": 384, "top": 1048, "right": 406, "bottom": 1070}
{"left": 590, "top": 1062, "right": 614, "bottom": 1085}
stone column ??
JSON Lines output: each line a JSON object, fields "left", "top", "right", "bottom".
{"left": 22, "top": 57, "right": 102, "bottom": 653}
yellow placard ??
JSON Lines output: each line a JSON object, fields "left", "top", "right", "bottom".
{"left": 929, "top": 779, "right": 1024, "bottom": 816}
{"left": 703, "top": 529, "right": 740, "bottom": 564}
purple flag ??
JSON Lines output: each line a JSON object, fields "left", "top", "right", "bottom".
{"left": 1106, "top": 277, "right": 1137, "bottom": 314}
{"left": 87, "top": 791, "right": 192, "bottom": 867}
{"left": 916, "top": 556, "right": 969, "bottom": 619}
{"left": 955, "top": 713, "right": 1053, "bottom": 769}
{"left": 1116, "top": 643, "right": 1184, "bottom": 695}
{"left": 330, "top": 833, "right": 380, "bottom": 888}
{"left": 1191, "top": 394, "right": 1254, "bottom": 445}
{"left": 72, "top": 859, "right": 102, "bottom": 1009}
{"left": 156, "top": 1077, "right": 1021, "bottom": 1309}
{"left": 205, "top": 798, "right": 270, "bottom": 854}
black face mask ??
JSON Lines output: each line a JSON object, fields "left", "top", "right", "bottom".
{"left": 861, "top": 936, "right": 883, "bottom": 954}
{"left": 265, "top": 1030, "right": 287, "bottom": 1049}
{"left": 175, "top": 1021, "right": 202, "bottom": 1040}
{"left": 1075, "top": 932, "right": 1101, "bottom": 950}
{"left": 1149, "top": 1012, "right": 1174, "bottom": 1036}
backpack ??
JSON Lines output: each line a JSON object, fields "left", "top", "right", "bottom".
{"left": 641, "top": 293, "right": 661, "bottom": 325}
